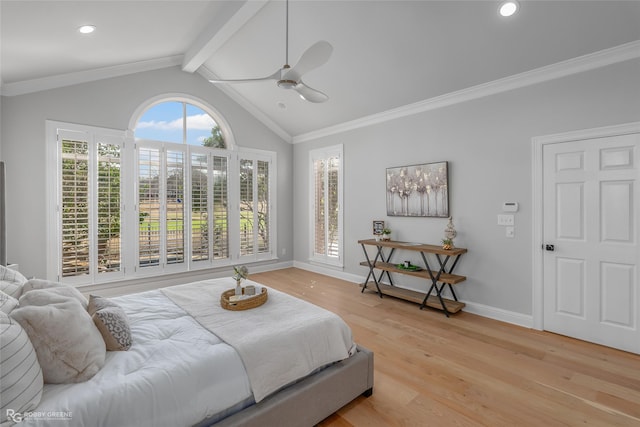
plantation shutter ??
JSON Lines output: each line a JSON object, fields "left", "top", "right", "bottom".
{"left": 60, "top": 134, "right": 90, "bottom": 278}
{"left": 57, "top": 128, "right": 124, "bottom": 282}
{"left": 191, "top": 152, "right": 209, "bottom": 262}
{"left": 238, "top": 154, "right": 272, "bottom": 260}
{"left": 310, "top": 145, "right": 343, "bottom": 266}
{"left": 138, "top": 146, "right": 161, "bottom": 268}
{"left": 212, "top": 155, "right": 229, "bottom": 260}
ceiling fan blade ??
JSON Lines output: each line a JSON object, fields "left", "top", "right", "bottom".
{"left": 283, "top": 41, "right": 333, "bottom": 81}
{"left": 294, "top": 81, "right": 329, "bottom": 103}
{"left": 209, "top": 69, "right": 281, "bottom": 84}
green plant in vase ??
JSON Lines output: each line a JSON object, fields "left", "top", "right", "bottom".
{"left": 382, "top": 228, "right": 392, "bottom": 241}
{"left": 441, "top": 238, "right": 453, "bottom": 250}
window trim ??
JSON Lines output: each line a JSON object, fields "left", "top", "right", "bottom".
{"left": 308, "top": 144, "right": 344, "bottom": 268}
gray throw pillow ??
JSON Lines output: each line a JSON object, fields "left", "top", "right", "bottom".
{"left": 88, "top": 295, "right": 132, "bottom": 351}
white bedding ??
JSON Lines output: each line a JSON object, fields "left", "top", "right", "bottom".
{"left": 162, "top": 278, "right": 355, "bottom": 402}
{"left": 22, "top": 290, "right": 253, "bottom": 427}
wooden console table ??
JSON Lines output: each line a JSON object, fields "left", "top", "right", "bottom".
{"left": 358, "top": 239, "right": 467, "bottom": 317}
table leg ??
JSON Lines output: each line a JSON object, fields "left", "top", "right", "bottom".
{"left": 360, "top": 243, "right": 383, "bottom": 298}
{"left": 377, "top": 247, "right": 395, "bottom": 286}
{"left": 419, "top": 251, "right": 451, "bottom": 316}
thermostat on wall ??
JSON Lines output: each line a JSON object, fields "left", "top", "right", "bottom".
{"left": 502, "top": 202, "right": 519, "bottom": 212}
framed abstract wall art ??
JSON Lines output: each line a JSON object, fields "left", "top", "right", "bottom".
{"left": 386, "top": 161, "right": 449, "bottom": 217}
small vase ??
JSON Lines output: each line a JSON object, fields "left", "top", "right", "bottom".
{"left": 235, "top": 280, "right": 242, "bottom": 296}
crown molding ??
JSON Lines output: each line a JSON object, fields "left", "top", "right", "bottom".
{"left": 197, "top": 66, "right": 292, "bottom": 143}
{"left": 292, "top": 40, "right": 640, "bottom": 144}
{"left": 0, "top": 56, "right": 184, "bottom": 97}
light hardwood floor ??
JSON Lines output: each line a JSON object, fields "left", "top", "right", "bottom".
{"left": 251, "top": 268, "right": 640, "bottom": 427}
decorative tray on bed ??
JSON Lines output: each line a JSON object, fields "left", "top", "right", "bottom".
{"left": 220, "top": 287, "right": 268, "bottom": 311}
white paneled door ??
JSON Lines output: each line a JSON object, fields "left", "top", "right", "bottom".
{"left": 543, "top": 133, "right": 640, "bottom": 354}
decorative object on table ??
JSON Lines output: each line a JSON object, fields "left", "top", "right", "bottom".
{"left": 444, "top": 217, "right": 457, "bottom": 240}
{"left": 233, "top": 265, "right": 249, "bottom": 296}
{"left": 396, "top": 263, "right": 422, "bottom": 271}
{"left": 386, "top": 161, "right": 449, "bottom": 217}
{"left": 220, "top": 287, "right": 268, "bottom": 311}
{"left": 404, "top": 260, "right": 411, "bottom": 268}
{"left": 372, "top": 220, "right": 384, "bottom": 241}
{"left": 441, "top": 238, "right": 454, "bottom": 250}
{"left": 244, "top": 285, "right": 256, "bottom": 296}
{"left": 381, "top": 228, "right": 392, "bottom": 241}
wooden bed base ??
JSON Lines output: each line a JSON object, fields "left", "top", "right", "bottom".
{"left": 202, "top": 345, "right": 374, "bottom": 427}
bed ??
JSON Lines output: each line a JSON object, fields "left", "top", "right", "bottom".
{"left": 2, "top": 276, "right": 374, "bottom": 427}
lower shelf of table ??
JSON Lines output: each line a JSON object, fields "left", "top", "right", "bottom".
{"left": 361, "top": 282, "right": 466, "bottom": 313}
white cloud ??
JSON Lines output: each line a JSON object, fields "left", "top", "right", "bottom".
{"left": 186, "top": 113, "right": 216, "bottom": 130}
{"left": 136, "top": 114, "right": 217, "bottom": 131}
{"left": 136, "top": 118, "right": 182, "bottom": 131}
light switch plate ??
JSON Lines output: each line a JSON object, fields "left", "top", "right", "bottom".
{"left": 497, "top": 214, "right": 515, "bottom": 226}
{"left": 506, "top": 227, "right": 515, "bottom": 238}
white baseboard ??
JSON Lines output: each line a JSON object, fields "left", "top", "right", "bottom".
{"left": 292, "top": 260, "right": 363, "bottom": 284}
{"left": 293, "top": 261, "right": 534, "bottom": 329}
{"left": 461, "top": 301, "right": 533, "bottom": 329}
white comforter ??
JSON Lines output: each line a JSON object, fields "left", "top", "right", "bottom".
{"left": 162, "top": 278, "right": 356, "bottom": 402}
{"left": 24, "top": 290, "right": 253, "bottom": 427}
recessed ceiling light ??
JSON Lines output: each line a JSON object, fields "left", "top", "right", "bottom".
{"left": 498, "top": 1, "right": 519, "bottom": 17}
{"left": 78, "top": 25, "right": 96, "bottom": 34}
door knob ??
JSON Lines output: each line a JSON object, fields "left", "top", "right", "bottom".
{"left": 544, "top": 244, "right": 555, "bottom": 252}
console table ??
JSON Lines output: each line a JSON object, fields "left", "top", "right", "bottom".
{"left": 358, "top": 239, "right": 467, "bottom": 317}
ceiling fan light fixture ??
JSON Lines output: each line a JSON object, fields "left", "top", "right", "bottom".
{"left": 498, "top": 1, "right": 519, "bottom": 17}
{"left": 277, "top": 79, "right": 298, "bottom": 89}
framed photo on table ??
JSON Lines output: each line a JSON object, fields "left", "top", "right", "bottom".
{"left": 372, "top": 220, "right": 385, "bottom": 235}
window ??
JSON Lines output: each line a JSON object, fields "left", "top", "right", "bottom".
{"left": 47, "top": 97, "right": 276, "bottom": 285}
{"left": 50, "top": 126, "right": 125, "bottom": 284}
{"left": 239, "top": 153, "right": 273, "bottom": 260}
{"left": 309, "top": 145, "right": 343, "bottom": 267}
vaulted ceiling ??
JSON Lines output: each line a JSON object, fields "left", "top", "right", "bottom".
{"left": 2, "top": 1, "right": 639, "bottom": 142}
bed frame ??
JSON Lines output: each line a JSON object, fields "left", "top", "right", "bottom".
{"left": 201, "top": 345, "right": 374, "bottom": 427}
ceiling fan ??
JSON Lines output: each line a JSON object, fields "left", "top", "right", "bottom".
{"left": 208, "top": 0, "right": 333, "bottom": 103}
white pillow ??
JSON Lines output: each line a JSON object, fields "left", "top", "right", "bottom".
{"left": 11, "top": 290, "right": 105, "bottom": 384}
{"left": 0, "top": 312, "right": 44, "bottom": 424}
{"left": 21, "top": 278, "right": 88, "bottom": 309}
{"left": 0, "top": 265, "right": 27, "bottom": 299}
{"left": 0, "top": 289, "right": 18, "bottom": 314}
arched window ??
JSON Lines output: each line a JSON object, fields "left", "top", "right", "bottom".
{"left": 134, "top": 100, "right": 227, "bottom": 148}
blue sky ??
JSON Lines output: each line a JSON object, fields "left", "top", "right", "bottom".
{"left": 134, "top": 101, "right": 219, "bottom": 145}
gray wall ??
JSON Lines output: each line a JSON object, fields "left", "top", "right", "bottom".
{"left": 293, "top": 58, "right": 640, "bottom": 318}
{"left": 0, "top": 66, "right": 293, "bottom": 279}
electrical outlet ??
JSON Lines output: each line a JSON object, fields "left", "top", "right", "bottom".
{"left": 506, "top": 227, "right": 515, "bottom": 238}
{"left": 497, "top": 214, "right": 515, "bottom": 226}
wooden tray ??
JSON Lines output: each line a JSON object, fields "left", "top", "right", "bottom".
{"left": 220, "top": 287, "right": 268, "bottom": 311}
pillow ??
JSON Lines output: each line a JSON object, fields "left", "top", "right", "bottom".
{"left": 21, "top": 278, "right": 88, "bottom": 309}
{"left": 0, "top": 289, "right": 18, "bottom": 314}
{"left": 11, "top": 290, "right": 105, "bottom": 384}
{"left": 88, "top": 295, "right": 132, "bottom": 351}
{"left": 0, "top": 265, "right": 28, "bottom": 299}
{"left": 0, "top": 312, "right": 44, "bottom": 424}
